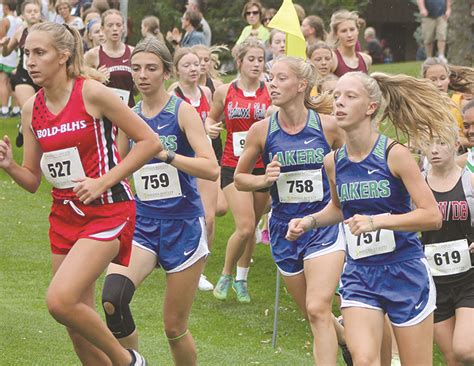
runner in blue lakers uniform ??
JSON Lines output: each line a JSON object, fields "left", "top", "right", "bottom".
{"left": 287, "top": 71, "right": 456, "bottom": 365}
{"left": 101, "top": 37, "right": 218, "bottom": 366}
{"left": 234, "top": 56, "right": 345, "bottom": 364}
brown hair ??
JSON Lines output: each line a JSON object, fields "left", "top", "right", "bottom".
{"left": 303, "top": 15, "right": 326, "bottom": 41}
{"left": 101, "top": 8, "right": 124, "bottom": 26}
{"left": 242, "top": 1, "right": 263, "bottom": 20}
{"left": 131, "top": 36, "right": 173, "bottom": 76}
{"left": 30, "top": 22, "right": 106, "bottom": 82}
{"left": 141, "top": 15, "right": 165, "bottom": 43}
{"left": 173, "top": 47, "right": 199, "bottom": 77}
{"left": 328, "top": 10, "right": 359, "bottom": 47}
{"left": 306, "top": 41, "right": 332, "bottom": 59}
{"left": 233, "top": 38, "right": 265, "bottom": 71}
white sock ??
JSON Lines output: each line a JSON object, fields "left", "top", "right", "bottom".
{"left": 236, "top": 266, "right": 249, "bottom": 281}
{"left": 1, "top": 106, "right": 8, "bottom": 114}
{"left": 12, "top": 106, "right": 20, "bottom": 114}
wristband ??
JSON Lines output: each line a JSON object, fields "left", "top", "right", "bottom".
{"left": 165, "top": 150, "right": 176, "bottom": 164}
{"left": 305, "top": 215, "right": 317, "bottom": 230}
{"left": 368, "top": 215, "right": 376, "bottom": 231}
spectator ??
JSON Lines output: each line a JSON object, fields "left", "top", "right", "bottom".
{"left": 141, "top": 15, "right": 165, "bottom": 43}
{"left": 364, "top": 27, "right": 383, "bottom": 64}
{"left": 56, "top": 0, "right": 84, "bottom": 30}
{"left": 293, "top": 3, "right": 306, "bottom": 23}
{"left": 186, "top": 0, "right": 211, "bottom": 46}
{"left": 301, "top": 15, "right": 326, "bottom": 47}
{"left": 262, "top": 7, "right": 276, "bottom": 28}
{"left": 235, "top": 1, "right": 269, "bottom": 45}
{"left": 167, "top": 10, "right": 206, "bottom": 49}
{"left": 417, "top": 0, "right": 450, "bottom": 62}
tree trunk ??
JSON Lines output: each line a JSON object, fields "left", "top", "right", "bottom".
{"left": 448, "top": 0, "right": 473, "bottom": 66}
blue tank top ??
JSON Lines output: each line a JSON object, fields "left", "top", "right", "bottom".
{"left": 262, "top": 110, "right": 331, "bottom": 220}
{"left": 334, "top": 134, "right": 424, "bottom": 265}
{"left": 132, "top": 95, "right": 204, "bottom": 219}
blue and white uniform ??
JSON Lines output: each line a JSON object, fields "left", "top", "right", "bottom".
{"left": 262, "top": 110, "right": 344, "bottom": 276}
{"left": 131, "top": 95, "right": 209, "bottom": 272}
{"left": 335, "top": 134, "right": 436, "bottom": 326}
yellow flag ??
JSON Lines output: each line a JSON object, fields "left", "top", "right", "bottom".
{"left": 267, "top": 0, "right": 306, "bottom": 59}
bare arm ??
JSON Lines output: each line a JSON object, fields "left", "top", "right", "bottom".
{"left": 234, "top": 119, "right": 275, "bottom": 191}
{"left": 159, "top": 102, "right": 218, "bottom": 181}
{"left": 347, "top": 144, "right": 441, "bottom": 236}
{"left": 0, "top": 98, "right": 43, "bottom": 192}
{"left": 204, "top": 83, "right": 229, "bottom": 138}
{"left": 1, "top": 26, "right": 21, "bottom": 57}
{"left": 417, "top": 0, "right": 428, "bottom": 16}
{"left": 286, "top": 152, "right": 344, "bottom": 240}
{"left": 75, "top": 80, "right": 162, "bottom": 204}
{"left": 84, "top": 47, "right": 99, "bottom": 68}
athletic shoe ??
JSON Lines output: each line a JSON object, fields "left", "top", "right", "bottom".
{"left": 213, "top": 274, "right": 232, "bottom": 300}
{"left": 0, "top": 112, "right": 9, "bottom": 119}
{"left": 128, "top": 349, "right": 147, "bottom": 366}
{"left": 232, "top": 280, "right": 251, "bottom": 303}
{"left": 261, "top": 229, "right": 270, "bottom": 245}
{"left": 337, "top": 316, "right": 353, "bottom": 366}
{"left": 198, "top": 274, "right": 214, "bottom": 291}
{"left": 9, "top": 110, "right": 20, "bottom": 118}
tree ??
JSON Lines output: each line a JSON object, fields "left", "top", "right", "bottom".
{"left": 448, "top": 0, "right": 473, "bottom": 66}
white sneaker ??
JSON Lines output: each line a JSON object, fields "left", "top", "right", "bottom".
{"left": 391, "top": 355, "right": 401, "bottom": 366}
{"left": 198, "top": 274, "right": 214, "bottom": 291}
{"left": 128, "top": 349, "right": 147, "bottom": 366}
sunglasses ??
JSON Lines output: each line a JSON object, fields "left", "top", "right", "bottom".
{"left": 245, "top": 11, "right": 259, "bottom": 16}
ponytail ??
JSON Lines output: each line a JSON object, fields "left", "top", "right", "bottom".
{"left": 371, "top": 72, "right": 456, "bottom": 148}
{"left": 30, "top": 22, "right": 106, "bottom": 83}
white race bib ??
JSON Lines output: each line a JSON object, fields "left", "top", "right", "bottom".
{"left": 110, "top": 88, "right": 131, "bottom": 104}
{"left": 232, "top": 131, "right": 248, "bottom": 157}
{"left": 40, "top": 147, "right": 86, "bottom": 189}
{"left": 425, "top": 239, "right": 472, "bottom": 276}
{"left": 133, "top": 163, "right": 182, "bottom": 201}
{"left": 344, "top": 222, "right": 396, "bottom": 259}
{"left": 276, "top": 170, "right": 323, "bottom": 203}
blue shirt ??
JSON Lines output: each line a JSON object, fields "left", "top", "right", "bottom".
{"left": 132, "top": 95, "right": 204, "bottom": 219}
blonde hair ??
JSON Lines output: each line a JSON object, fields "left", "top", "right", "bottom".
{"left": 101, "top": 9, "right": 124, "bottom": 26}
{"left": 344, "top": 71, "right": 457, "bottom": 148}
{"left": 422, "top": 57, "right": 474, "bottom": 94}
{"left": 233, "top": 39, "right": 265, "bottom": 71}
{"left": 190, "top": 44, "right": 226, "bottom": 80}
{"left": 317, "top": 74, "right": 339, "bottom": 94}
{"left": 30, "top": 22, "right": 106, "bottom": 82}
{"left": 328, "top": 10, "right": 359, "bottom": 48}
{"left": 131, "top": 36, "right": 173, "bottom": 76}
{"left": 273, "top": 55, "right": 333, "bottom": 114}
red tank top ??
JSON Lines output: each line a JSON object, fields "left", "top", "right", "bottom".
{"left": 98, "top": 45, "right": 135, "bottom": 108}
{"left": 221, "top": 81, "right": 270, "bottom": 168}
{"left": 31, "top": 78, "right": 133, "bottom": 204}
{"left": 333, "top": 49, "right": 368, "bottom": 77}
{"left": 174, "top": 86, "right": 210, "bottom": 123}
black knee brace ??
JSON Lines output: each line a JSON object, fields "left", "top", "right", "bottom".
{"left": 102, "top": 274, "right": 136, "bottom": 339}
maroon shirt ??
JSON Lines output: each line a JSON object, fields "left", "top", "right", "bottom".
{"left": 98, "top": 45, "right": 135, "bottom": 107}
{"left": 333, "top": 49, "right": 368, "bottom": 77}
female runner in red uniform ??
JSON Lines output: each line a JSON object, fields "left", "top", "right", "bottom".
{"left": 0, "top": 22, "right": 161, "bottom": 365}
{"left": 85, "top": 9, "right": 135, "bottom": 107}
{"left": 205, "top": 39, "right": 270, "bottom": 302}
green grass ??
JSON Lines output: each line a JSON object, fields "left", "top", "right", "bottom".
{"left": 0, "top": 61, "right": 445, "bottom": 365}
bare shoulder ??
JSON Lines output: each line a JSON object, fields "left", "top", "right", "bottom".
{"left": 84, "top": 46, "right": 99, "bottom": 67}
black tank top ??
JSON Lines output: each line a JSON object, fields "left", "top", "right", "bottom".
{"left": 422, "top": 175, "right": 474, "bottom": 285}
{"left": 17, "top": 27, "right": 28, "bottom": 74}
